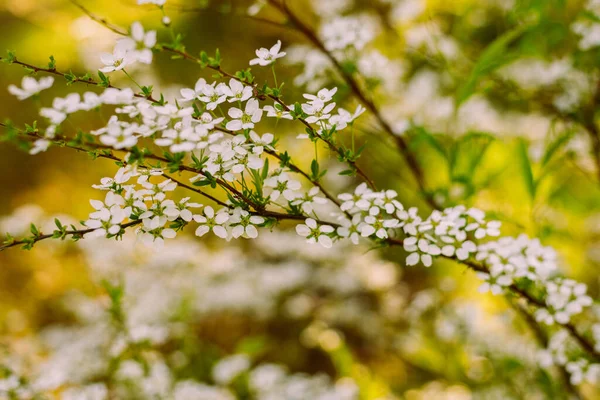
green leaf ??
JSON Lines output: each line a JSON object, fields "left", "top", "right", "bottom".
{"left": 310, "top": 159, "right": 320, "bottom": 181}
{"left": 30, "top": 223, "right": 40, "bottom": 237}
{"left": 457, "top": 24, "right": 531, "bottom": 105}
{"left": 541, "top": 130, "right": 573, "bottom": 167}
{"left": 64, "top": 70, "right": 76, "bottom": 85}
{"left": 412, "top": 126, "right": 448, "bottom": 161}
{"left": 449, "top": 132, "right": 495, "bottom": 181}
{"left": 517, "top": 139, "right": 536, "bottom": 201}
{"left": 3, "top": 49, "right": 16, "bottom": 64}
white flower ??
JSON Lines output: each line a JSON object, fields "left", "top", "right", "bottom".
{"left": 213, "top": 355, "right": 251, "bottom": 385}
{"left": 117, "top": 22, "right": 157, "bottom": 64}
{"left": 99, "top": 47, "right": 135, "bottom": 73}
{"left": 295, "top": 218, "right": 335, "bottom": 248}
{"left": 100, "top": 87, "right": 135, "bottom": 105}
{"left": 154, "top": 127, "right": 197, "bottom": 153}
{"left": 476, "top": 272, "right": 512, "bottom": 295}
{"left": 249, "top": 40, "right": 286, "bottom": 66}
{"left": 336, "top": 214, "right": 362, "bottom": 245}
{"left": 291, "top": 187, "right": 327, "bottom": 214}
{"left": 194, "top": 206, "right": 230, "bottom": 238}
{"left": 137, "top": 0, "right": 166, "bottom": 5}
{"left": 164, "top": 197, "right": 202, "bottom": 222}
{"left": 441, "top": 240, "right": 477, "bottom": 260}
{"left": 179, "top": 78, "right": 207, "bottom": 102}
{"left": 91, "top": 116, "right": 139, "bottom": 150}
{"left": 39, "top": 93, "right": 82, "bottom": 125}
{"left": 229, "top": 208, "right": 264, "bottom": 239}
{"left": 226, "top": 99, "right": 263, "bottom": 131}
{"left": 303, "top": 87, "right": 338, "bottom": 103}
{"left": 302, "top": 99, "right": 336, "bottom": 124}
{"left": 198, "top": 82, "right": 228, "bottom": 110}
{"left": 338, "top": 183, "right": 372, "bottom": 212}
{"left": 249, "top": 131, "right": 274, "bottom": 154}
{"left": 29, "top": 139, "right": 51, "bottom": 155}
{"left": 320, "top": 15, "right": 377, "bottom": 52}
{"left": 92, "top": 167, "right": 135, "bottom": 190}
{"left": 358, "top": 215, "right": 398, "bottom": 239}
{"left": 85, "top": 193, "right": 131, "bottom": 238}
{"left": 374, "top": 190, "right": 403, "bottom": 214}
{"left": 222, "top": 78, "right": 253, "bottom": 103}
{"left": 8, "top": 76, "right": 54, "bottom": 100}
{"left": 404, "top": 236, "right": 440, "bottom": 267}
{"left": 264, "top": 103, "right": 293, "bottom": 120}
{"left": 264, "top": 173, "right": 301, "bottom": 201}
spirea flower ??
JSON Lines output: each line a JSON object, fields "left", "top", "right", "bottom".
{"left": 226, "top": 99, "right": 263, "bottom": 131}
{"left": 229, "top": 208, "right": 265, "bottom": 239}
{"left": 8, "top": 76, "right": 54, "bottom": 100}
{"left": 249, "top": 40, "right": 286, "bottom": 66}
{"left": 99, "top": 47, "right": 135, "bottom": 73}
{"left": 117, "top": 22, "right": 157, "bottom": 64}
{"left": 295, "top": 218, "right": 335, "bottom": 248}
{"left": 194, "top": 206, "right": 230, "bottom": 239}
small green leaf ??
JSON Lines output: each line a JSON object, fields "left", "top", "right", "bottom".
{"left": 541, "top": 131, "right": 573, "bottom": 167}
{"left": 517, "top": 139, "right": 536, "bottom": 201}
{"left": 457, "top": 24, "right": 531, "bottom": 105}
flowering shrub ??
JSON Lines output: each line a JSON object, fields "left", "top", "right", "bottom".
{"left": 2, "top": 0, "right": 600, "bottom": 398}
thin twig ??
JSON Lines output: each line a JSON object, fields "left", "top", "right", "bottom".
{"left": 69, "top": 0, "right": 128, "bottom": 36}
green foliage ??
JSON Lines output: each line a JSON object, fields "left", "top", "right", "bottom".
{"left": 517, "top": 138, "right": 536, "bottom": 202}
{"left": 457, "top": 24, "right": 532, "bottom": 105}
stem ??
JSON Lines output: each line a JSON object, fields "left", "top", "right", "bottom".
{"left": 122, "top": 69, "right": 143, "bottom": 91}
{"left": 160, "top": 5, "right": 177, "bottom": 41}
{"left": 351, "top": 123, "right": 355, "bottom": 153}
{"left": 271, "top": 64, "right": 278, "bottom": 88}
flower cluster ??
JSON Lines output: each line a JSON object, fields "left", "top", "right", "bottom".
{"left": 319, "top": 15, "right": 378, "bottom": 52}
{"left": 572, "top": 0, "right": 600, "bottom": 50}
{"left": 539, "top": 330, "right": 600, "bottom": 384}
{"left": 86, "top": 167, "right": 277, "bottom": 245}
{"left": 297, "top": 87, "right": 365, "bottom": 138}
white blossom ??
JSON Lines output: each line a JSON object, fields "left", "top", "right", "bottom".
{"left": 249, "top": 40, "right": 286, "bottom": 66}
{"left": 8, "top": 76, "right": 54, "bottom": 100}
{"left": 295, "top": 218, "right": 335, "bottom": 248}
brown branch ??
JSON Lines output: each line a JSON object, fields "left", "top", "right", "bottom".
{"left": 0, "top": 220, "right": 141, "bottom": 252}
{"left": 0, "top": 56, "right": 158, "bottom": 103}
{"left": 69, "top": 0, "right": 128, "bottom": 36}
{"left": 581, "top": 78, "right": 600, "bottom": 184}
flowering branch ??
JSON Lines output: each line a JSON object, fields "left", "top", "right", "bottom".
{"left": 0, "top": 220, "right": 142, "bottom": 252}
{"left": 160, "top": 45, "right": 377, "bottom": 190}
{"left": 1, "top": 1, "right": 599, "bottom": 390}
{"left": 265, "top": 0, "right": 434, "bottom": 207}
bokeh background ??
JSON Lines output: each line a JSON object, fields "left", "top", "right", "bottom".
{"left": 1, "top": 0, "right": 600, "bottom": 398}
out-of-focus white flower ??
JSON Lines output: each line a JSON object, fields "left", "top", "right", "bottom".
{"left": 8, "top": 76, "right": 54, "bottom": 100}
{"left": 117, "top": 22, "right": 157, "bottom": 64}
